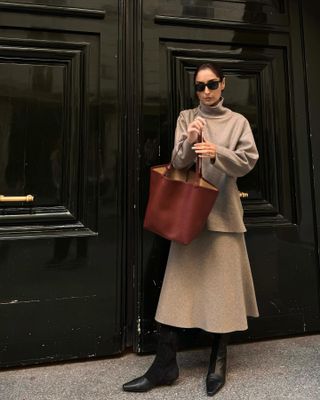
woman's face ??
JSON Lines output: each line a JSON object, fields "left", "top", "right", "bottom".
{"left": 195, "top": 68, "right": 225, "bottom": 107}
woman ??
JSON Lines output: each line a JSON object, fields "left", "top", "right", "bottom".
{"left": 123, "top": 63, "right": 259, "bottom": 396}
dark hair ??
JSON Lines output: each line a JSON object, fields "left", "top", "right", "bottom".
{"left": 194, "top": 63, "right": 224, "bottom": 83}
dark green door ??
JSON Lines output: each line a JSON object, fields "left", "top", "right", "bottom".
{"left": 0, "top": 0, "right": 124, "bottom": 367}
{"left": 136, "top": 0, "right": 320, "bottom": 351}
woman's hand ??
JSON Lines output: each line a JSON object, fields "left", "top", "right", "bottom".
{"left": 192, "top": 138, "right": 217, "bottom": 160}
{"left": 186, "top": 117, "right": 206, "bottom": 144}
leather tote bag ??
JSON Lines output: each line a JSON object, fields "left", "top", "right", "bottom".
{"left": 143, "top": 141, "right": 219, "bottom": 245}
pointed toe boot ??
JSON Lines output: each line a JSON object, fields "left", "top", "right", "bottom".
{"left": 122, "top": 324, "right": 179, "bottom": 393}
{"left": 122, "top": 376, "right": 154, "bottom": 392}
{"left": 206, "top": 334, "right": 229, "bottom": 397}
{"left": 206, "top": 373, "right": 225, "bottom": 397}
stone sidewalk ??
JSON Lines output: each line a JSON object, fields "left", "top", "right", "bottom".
{"left": 1, "top": 334, "right": 320, "bottom": 400}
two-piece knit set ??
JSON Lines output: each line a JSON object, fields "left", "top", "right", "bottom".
{"left": 155, "top": 97, "right": 259, "bottom": 333}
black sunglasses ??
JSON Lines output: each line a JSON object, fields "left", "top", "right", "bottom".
{"left": 195, "top": 80, "right": 221, "bottom": 92}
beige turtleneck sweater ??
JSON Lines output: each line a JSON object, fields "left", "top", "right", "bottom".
{"left": 172, "top": 98, "right": 259, "bottom": 233}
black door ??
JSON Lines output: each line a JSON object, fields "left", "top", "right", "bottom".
{"left": 136, "top": 0, "right": 320, "bottom": 351}
{"left": 0, "top": 0, "right": 124, "bottom": 367}
{"left": 1, "top": 0, "right": 319, "bottom": 367}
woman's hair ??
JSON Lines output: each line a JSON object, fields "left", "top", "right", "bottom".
{"left": 194, "top": 62, "right": 225, "bottom": 82}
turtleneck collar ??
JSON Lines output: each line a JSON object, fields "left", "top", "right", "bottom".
{"left": 198, "top": 97, "right": 230, "bottom": 118}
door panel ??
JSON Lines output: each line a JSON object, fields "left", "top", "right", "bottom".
{"left": 0, "top": 28, "right": 100, "bottom": 237}
{"left": 137, "top": 0, "right": 319, "bottom": 351}
{"left": 0, "top": 63, "right": 64, "bottom": 205}
{"left": 0, "top": 0, "right": 124, "bottom": 367}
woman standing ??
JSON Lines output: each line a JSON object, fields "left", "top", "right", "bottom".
{"left": 123, "top": 63, "right": 259, "bottom": 396}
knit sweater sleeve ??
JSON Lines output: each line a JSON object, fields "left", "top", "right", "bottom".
{"left": 171, "top": 111, "right": 196, "bottom": 169}
{"left": 212, "top": 119, "right": 259, "bottom": 178}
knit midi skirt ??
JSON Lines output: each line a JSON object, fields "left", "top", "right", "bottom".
{"left": 155, "top": 230, "right": 259, "bottom": 333}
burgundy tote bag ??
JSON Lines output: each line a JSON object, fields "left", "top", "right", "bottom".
{"left": 143, "top": 154, "right": 219, "bottom": 245}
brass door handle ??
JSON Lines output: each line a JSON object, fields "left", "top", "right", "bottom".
{"left": 239, "top": 192, "right": 249, "bottom": 198}
{"left": 0, "top": 195, "right": 34, "bottom": 202}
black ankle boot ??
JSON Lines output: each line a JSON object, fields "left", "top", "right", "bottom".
{"left": 123, "top": 324, "right": 179, "bottom": 392}
{"left": 206, "top": 333, "right": 229, "bottom": 397}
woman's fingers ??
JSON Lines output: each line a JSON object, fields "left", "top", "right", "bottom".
{"left": 192, "top": 121, "right": 204, "bottom": 131}
{"left": 195, "top": 116, "right": 206, "bottom": 125}
{"left": 194, "top": 117, "right": 206, "bottom": 128}
{"left": 193, "top": 142, "right": 211, "bottom": 146}
{"left": 192, "top": 141, "right": 216, "bottom": 158}
{"left": 193, "top": 142, "right": 215, "bottom": 149}
{"left": 187, "top": 117, "right": 206, "bottom": 141}
{"left": 192, "top": 143, "right": 214, "bottom": 150}
{"left": 193, "top": 148, "right": 214, "bottom": 153}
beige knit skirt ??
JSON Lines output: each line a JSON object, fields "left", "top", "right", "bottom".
{"left": 155, "top": 230, "right": 259, "bottom": 333}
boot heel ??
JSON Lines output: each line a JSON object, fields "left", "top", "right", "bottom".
{"left": 163, "top": 377, "right": 178, "bottom": 386}
{"left": 161, "top": 364, "right": 179, "bottom": 385}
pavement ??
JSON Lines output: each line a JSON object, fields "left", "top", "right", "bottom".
{"left": 1, "top": 334, "right": 320, "bottom": 400}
